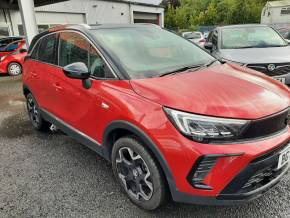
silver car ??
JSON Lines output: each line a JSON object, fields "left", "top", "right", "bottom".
{"left": 182, "top": 31, "right": 205, "bottom": 47}
{"left": 205, "top": 24, "right": 290, "bottom": 86}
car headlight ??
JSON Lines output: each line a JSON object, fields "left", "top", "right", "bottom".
{"left": 164, "top": 107, "right": 249, "bottom": 143}
{"left": 221, "top": 58, "right": 246, "bottom": 66}
{"left": 0, "top": 55, "right": 7, "bottom": 62}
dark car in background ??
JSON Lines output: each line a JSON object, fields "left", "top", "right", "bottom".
{"left": 205, "top": 24, "right": 290, "bottom": 85}
{"left": 278, "top": 28, "right": 290, "bottom": 40}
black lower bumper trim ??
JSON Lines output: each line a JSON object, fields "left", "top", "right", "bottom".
{"left": 171, "top": 164, "right": 289, "bottom": 205}
{"left": 217, "top": 164, "right": 289, "bottom": 201}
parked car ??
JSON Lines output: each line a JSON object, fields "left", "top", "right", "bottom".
{"left": 0, "top": 39, "right": 27, "bottom": 76}
{"left": 182, "top": 31, "right": 206, "bottom": 46}
{"left": 278, "top": 28, "right": 290, "bottom": 40}
{"left": 205, "top": 24, "right": 290, "bottom": 85}
{"left": 23, "top": 24, "right": 290, "bottom": 210}
{"left": 0, "top": 36, "right": 24, "bottom": 50}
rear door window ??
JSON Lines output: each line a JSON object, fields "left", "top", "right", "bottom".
{"left": 30, "top": 39, "right": 41, "bottom": 60}
{"left": 38, "top": 33, "right": 58, "bottom": 64}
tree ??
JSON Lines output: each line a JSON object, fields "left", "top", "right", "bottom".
{"left": 163, "top": 0, "right": 267, "bottom": 29}
{"left": 175, "top": 6, "right": 188, "bottom": 29}
{"left": 164, "top": 4, "right": 177, "bottom": 29}
{"left": 161, "top": 0, "right": 180, "bottom": 8}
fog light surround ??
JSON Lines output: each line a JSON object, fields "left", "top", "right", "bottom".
{"left": 187, "top": 153, "right": 244, "bottom": 190}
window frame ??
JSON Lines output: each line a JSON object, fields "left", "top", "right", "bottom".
{"left": 57, "top": 30, "right": 118, "bottom": 80}
{"left": 29, "top": 32, "right": 59, "bottom": 67}
{"left": 28, "top": 30, "right": 118, "bottom": 80}
{"left": 38, "top": 33, "right": 59, "bottom": 65}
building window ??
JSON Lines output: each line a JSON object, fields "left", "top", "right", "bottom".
{"left": 281, "top": 7, "right": 290, "bottom": 15}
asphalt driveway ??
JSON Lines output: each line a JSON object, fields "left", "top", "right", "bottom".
{"left": 0, "top": 75, "right": 289, "bottom": 218}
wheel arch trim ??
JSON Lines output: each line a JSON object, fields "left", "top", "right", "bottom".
{"left": 23, "top": 83, "right": 32, "bottom": 96}
{"left": 103, "top": 120, "right": 177, "bottom": 195}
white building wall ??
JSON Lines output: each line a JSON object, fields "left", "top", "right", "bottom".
{"left": 7, "top": 0, "right": 163, "bottom": 36}
{"left": 0, "top": 9, "right": 13, "bottom": 36}
{"left": 261, "top": 6, "right": 290, "bottom": 24}
{"left": 35, "top": 0, "right": 131, "bottom": 25}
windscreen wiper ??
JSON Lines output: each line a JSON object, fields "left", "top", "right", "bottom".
{"left": 159, "top": 65, "right": 203, "bottom": 77}
{"left": 159, "top": 60, "right": 218, "bottom": 77}
{"left": 191, "top": 60, "right": 218, "bottom": 71}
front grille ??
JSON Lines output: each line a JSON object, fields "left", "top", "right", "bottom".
{"left": 238, "top": 108, "right": 289, "bottom": 140}
{"left": 220, "top": 141, "right": 290, "bottom": 197}
{"left": 247, "top": 63, "right": 290, "bottom": 76}
{"left": 240, "top": 163, "right": 285, "bottom": 193}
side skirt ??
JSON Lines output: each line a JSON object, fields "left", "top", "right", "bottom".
{"left": 40, "top": 109, "right": 106, "bottom": 159}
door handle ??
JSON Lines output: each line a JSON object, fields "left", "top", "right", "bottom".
{"left": 31, "top": 72, "right": 38, "bottom": 78}
{"left": 53, "top": 82, "right": 63, "bottom": 91}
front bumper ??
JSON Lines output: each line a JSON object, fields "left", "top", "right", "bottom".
{"left": 171, "top": 141, "right": 290, "bottom": 205}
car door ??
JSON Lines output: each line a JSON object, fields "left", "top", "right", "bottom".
{"left": 27, "top": 33, "right": 59, "bottom": 111}
{"left": 51, "top": 31, "right": 116, "bottom": 141}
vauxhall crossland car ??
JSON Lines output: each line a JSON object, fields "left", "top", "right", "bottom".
{"left": 23, "top": 24, "right": 290, "bottom": 210}
{"left": 204, "top": 24, "right": 290, "bottom": 85}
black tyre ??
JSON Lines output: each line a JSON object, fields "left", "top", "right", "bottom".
{"left": 26, "top": 93, "right": 50, "bottom": 131}
{"left": 112, "top": 136, "right": 168, "bottom": 210}
{"left": 8, "top": 62, "right": 22, "bottom": 76}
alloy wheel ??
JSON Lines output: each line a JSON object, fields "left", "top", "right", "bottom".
{"left": 27, "top": 96, "right": 40, "bottom": 127}
{"left": 116, "top": 147, "right": 154, "bottom": 201}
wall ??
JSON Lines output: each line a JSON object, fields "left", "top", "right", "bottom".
{"left": 261, "top": 6, "right": 290, "bottom": 24}
{"left": 6, "top": 0, "right": 164, "bottom": 36}
{"left": 35, "top": 0, "right": 131, "bottom": 25}
{"left": 0, "top": 9, "right": 13, "bottom": 36}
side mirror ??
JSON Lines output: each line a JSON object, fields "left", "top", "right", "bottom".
{"left": 204, "top": 42, "right": 213, "bottom": 50}
{"left": 63, "top": 62, "right": 92, "bottom": 89}
{"left": 63, "top": 62, "right": 90, "bottom": 80}
{"left": 19, "top": 48, "right": 27, "bottom": 53}
{"left": 286, "top": 39, "right": 290, "bottom": 45}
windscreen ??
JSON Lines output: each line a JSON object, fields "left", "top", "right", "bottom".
{"left": 91, "top": 27, "right": 215, "bottom": 79}
{"left": 222, "top": 26, "right": 287, "bottom": 49}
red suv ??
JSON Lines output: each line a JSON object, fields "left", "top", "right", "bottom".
{"left": 22, "top": 24, "right": 290, "bottom": 210}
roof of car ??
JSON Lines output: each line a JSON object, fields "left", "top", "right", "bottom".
{"left": 218, "top": 24, "right": 269, "bottom": 29}
{"left": 0, "top": 36, "right": 24, "bottom": 40}
{"left": 49, "top": 23, "right": 160, "bottom": 31}
{"left": 28, "top": 23, "right": 160, "bottom": 53}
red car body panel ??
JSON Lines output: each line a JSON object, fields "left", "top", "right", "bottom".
{"left": 22, "top": 26, "right": 290, "bottom": 205}
{"left": 130, "top": 63, "right": 290, "bottom": 119}
{"left": 0, "top": 40, "right": 27, "bottom": 74}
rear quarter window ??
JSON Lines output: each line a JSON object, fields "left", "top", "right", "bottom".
{"left": 30, "top": 39, "right": 41, "bottom": 60}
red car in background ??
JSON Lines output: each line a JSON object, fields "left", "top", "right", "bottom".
{"left": 0, "top": 39, "right": 27, "bottom": 76}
